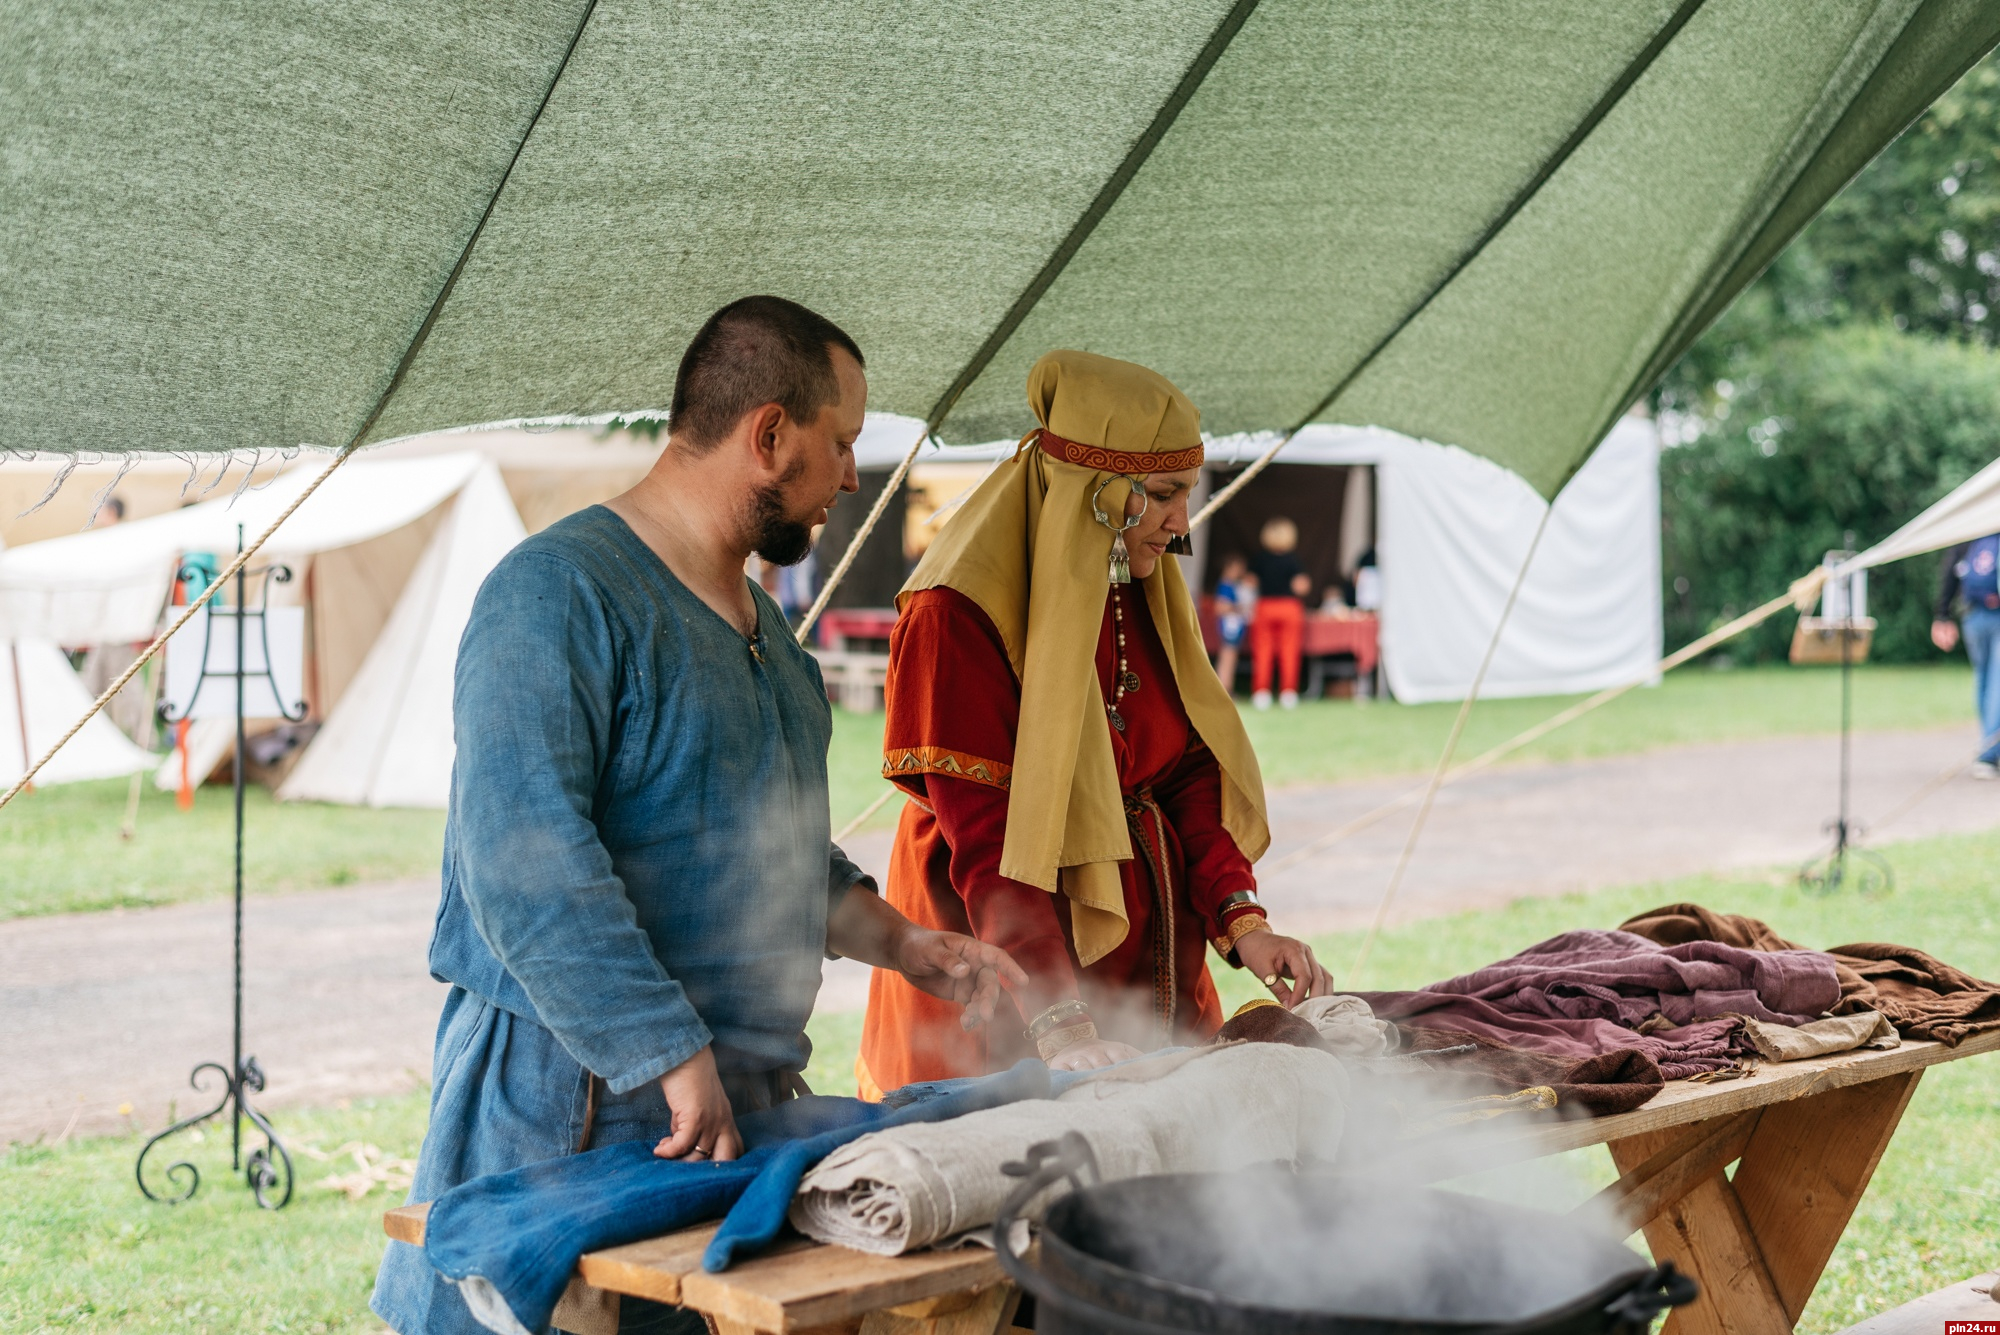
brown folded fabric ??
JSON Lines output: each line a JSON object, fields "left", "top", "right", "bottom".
{"left": 1620, "top": 903, "right": 2000, "bottom": 1046}
{"left": 1396, "top": 1025, "right": 1665, "bottom": 1117}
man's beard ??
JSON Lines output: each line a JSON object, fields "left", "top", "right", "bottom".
{"left": 748, "top": 466, "right": 817, "bottom": 567}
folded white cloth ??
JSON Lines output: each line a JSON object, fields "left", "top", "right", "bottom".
{"left": 789, "top": 1043, "right": 1350, "bottom": 1255}
{"left": 1293, "top": 995, "right": 1400, "bottom": 1058}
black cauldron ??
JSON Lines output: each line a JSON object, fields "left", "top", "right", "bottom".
{"left": 993, "top": 1135, "right": 1695, "bottom": 1335}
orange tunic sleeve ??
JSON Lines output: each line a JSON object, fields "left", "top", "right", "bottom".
{"left": 883, "top": 589, "right": 1081, "bottom": 1021}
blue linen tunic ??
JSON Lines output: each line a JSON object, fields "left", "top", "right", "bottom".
{"left": 374, "top": 505, "right": 871, "bottom": 1335}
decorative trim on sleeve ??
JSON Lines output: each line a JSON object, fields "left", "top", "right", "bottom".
{"left": 1212, "top": 910, "right": 1270, "bottom": 963}
{"left": 884, "top": 746, "right": 1013, "bottom": 790}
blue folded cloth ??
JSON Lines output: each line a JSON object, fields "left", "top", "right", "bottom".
{"left": 424, "top": 1061, "right": 1050, "bottom": 1335}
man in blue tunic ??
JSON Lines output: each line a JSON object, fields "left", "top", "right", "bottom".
{"left": 375, "top": 297, "right": 1025, "bottom": 1335}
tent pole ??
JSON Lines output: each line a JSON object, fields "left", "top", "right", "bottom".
{"left": 232, "top": 526, "right": 245, "bottom": 1176}
{"left": 1347, "top": 506, "right": 1555, "bottom": 983}
{"left": 8, "top": 642, "right": 29, "bottom": 792}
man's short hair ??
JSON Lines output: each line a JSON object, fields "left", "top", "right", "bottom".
{"left": 669, "top": 296, "right": 864, "bottom": 452}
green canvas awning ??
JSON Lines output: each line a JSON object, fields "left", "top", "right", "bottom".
{"left": 5, "top": 0, "right": 1998, "bottom": 496}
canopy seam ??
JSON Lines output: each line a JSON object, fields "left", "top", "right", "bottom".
{"left": 797, "top": 0, "right": 1264, "bottom": 642}
{"left": 348, "top": 0, "right": 603, "bottom": 450}
{"left": 920, "top": 0, "right": 1266, "bottom": 430}
{"left": 1607, "top": 0, "right": 1999, "bottom": 460}
{"left": 1194, "top": 0, "right": 1709, "bottom": 527}
{"left": 1289, "top": 0, "right": 1711, "bottom": 436}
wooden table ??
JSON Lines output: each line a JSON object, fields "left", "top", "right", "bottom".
{"left": 385, "top": 1028, "right": 1998, "bottom": 1335}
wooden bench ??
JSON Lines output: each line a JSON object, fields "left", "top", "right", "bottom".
{"left": 810, "top": 650, "right": 890, "bottom": 713}
{"left": 384, "top": 1028, "right": 1999, "bottom": 1335}
{"left": 1834, "top": 1272, "right": 1995, "bottom": 1335}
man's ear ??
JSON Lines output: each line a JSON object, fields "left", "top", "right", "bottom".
{"left": 745, "top": 402, "right": 787, "bottom": 472}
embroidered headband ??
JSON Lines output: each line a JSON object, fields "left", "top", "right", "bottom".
{"left": 1034, "top": 427, "right": 1204, "bottom": 475}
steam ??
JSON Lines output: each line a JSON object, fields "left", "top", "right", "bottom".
{"left": 1042, "top": 1043, "right": 1649, "bottom": 1325}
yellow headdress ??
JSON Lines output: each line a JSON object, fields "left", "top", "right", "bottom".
{"left": 899, "top": 350, "right": 1269, "bottom": 964}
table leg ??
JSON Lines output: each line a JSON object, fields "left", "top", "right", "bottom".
{"left": 1729, "top": 1070, "right": 1921, "bottom": 1323}
{"left": 1607, "top": 1070, "right": 1922, "bottom": 1335}
{"left": 697, "top": 1284, "right": 1020, "bottom": 1335}
{"left": 859, "top": 1284, "right": 1020, "bottom": 1335}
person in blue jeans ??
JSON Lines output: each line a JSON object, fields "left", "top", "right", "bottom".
{"left": 1932, "top": 531, "right": 2000, "bottom": 778}
{"left": 372, "top": 297, "right": 1025, "bottom": 1335}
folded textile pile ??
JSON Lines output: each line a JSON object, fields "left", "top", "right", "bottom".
{"left": 789, "top": 1042, "right": 1349, "bottom": 1255}
{"left": 1360, "top": 927, "right": 1843, "bottom": 1082}
{"left": 1620, "top": 903, "right": 2000, "bottom": 1045}
{"left": 423, "top": 1062, "right": 1051, "bottom": 1335}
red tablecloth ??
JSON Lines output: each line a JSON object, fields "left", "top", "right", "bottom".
{"left": 816, "top": 607, "right": 899, "bottom": 650}
{"left": 1198, "top": 597, "right": 1377, "bottom": 675}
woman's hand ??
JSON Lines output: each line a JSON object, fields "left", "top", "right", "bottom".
{"left": 1045, "top": 1035, "right": 1144, "bottom": 1072}
{"left": 1237, "top": 930, "right": 1335, "bottom": 1008}
{"left": 893, "top": 925, "right": 1030, "bottom": 1031}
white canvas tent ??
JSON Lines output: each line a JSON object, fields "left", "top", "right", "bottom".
{"left": 1207, "top": 418, "right": 1664, "bottom": 705}
{"left": 0, "top": 452, "right": 526, "bottom": 807}
{"left": 0, "top": 585, "right": 154, "bottom": 790}
{"left": 1841, "top": 452, "right": 2000, "bottom": 577}
{"left": 866, "top": 415, "right": 1663, "bottom": 705}
{"left": 279, "top": 460, "right": 523, "bottom": 806}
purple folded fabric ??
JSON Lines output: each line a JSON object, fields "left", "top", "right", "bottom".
{"left": 1423, "top": 929, "right": 1840, "bottom": 1026}
{"left": 1362, "top": 990, "right": 1746, "bottom": 1080}
{"left": 1358, "top": 929, "right": 1844, "bottom": 1080}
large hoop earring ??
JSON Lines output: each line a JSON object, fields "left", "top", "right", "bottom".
{"left": 1091, "top": 475, "right": 1146, "bottom": 584}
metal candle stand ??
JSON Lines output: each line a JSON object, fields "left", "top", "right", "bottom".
{"left": 1799, "top": 543, "right": 1892, "bottom": 899}
{"left": 135, "top": 528, "right": 305, "bottom": 1209}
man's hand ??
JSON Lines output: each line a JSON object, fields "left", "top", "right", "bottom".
{"left": 1933, "top": 619, "right": 1960, "bottom": 653}
{"left": 653, "top": 1046, "right": 743, "bottom": 1162}
{"left": 1237, "top": 929, "right": 1335, "bottom": 1008}
{"left": 826, "top": 883, "right": 1029, "bottom": 1030}
{"left": 892, "top": 925, "right": 1030, "bottom": 1031}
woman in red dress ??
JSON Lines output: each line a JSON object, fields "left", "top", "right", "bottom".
{"left": 857, "top": 350, "right": 1332, "bottom": 1096}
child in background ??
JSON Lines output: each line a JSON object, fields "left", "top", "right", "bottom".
{"left": 1212, "top": 553, "right": 1254, "bottom": 693}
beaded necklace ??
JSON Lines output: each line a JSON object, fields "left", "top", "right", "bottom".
{"left": 1105, "top": 586, "right": 1142, "bottom": 732}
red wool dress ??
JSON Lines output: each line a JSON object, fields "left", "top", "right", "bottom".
{"left": 857, "top": 584, "right": 1266, "bottom": 1096}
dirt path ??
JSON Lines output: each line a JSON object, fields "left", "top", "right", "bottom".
{"left": 7, "top": 725, "right": 1996, "bottom": 1144}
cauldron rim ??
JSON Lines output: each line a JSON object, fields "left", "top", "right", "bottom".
{"left": 1029, "top": 1169, "right": 1657, "bottom": 1335}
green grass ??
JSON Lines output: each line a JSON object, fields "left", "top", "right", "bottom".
{"left": 1237, "top": 662, "right": 1975, "bottom": 789}
{"left": 13, "top": 831, "right": 1989, "bottom": 1335}
{"left": 2, "top": 1091, "right": 429, "bottom": 1335}
{"left": 2, "top": 664, "right": 1971, "bottom": 918}
{"left": 828, "top": 663, "right": 1978, "bottom": 833}
{"left": 0, "top": 778, "right": 444, "bottom": 920}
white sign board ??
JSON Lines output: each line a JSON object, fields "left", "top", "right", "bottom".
{"left": 163, "top": 605, "right": 307, "bottom": 721}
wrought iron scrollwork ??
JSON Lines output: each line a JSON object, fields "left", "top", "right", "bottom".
{"left": 160, "top": 561, "right": 305, "bottom": 725}
{"left": 134, "top": 1057, "right": 292, "bottom": 1209}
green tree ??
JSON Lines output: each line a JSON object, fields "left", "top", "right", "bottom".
{"left": 1656, "top": 51, "right": 2000, "bottom": 661}
{"left": 1661, "top": 327, "right": 2000, "bottom": 662}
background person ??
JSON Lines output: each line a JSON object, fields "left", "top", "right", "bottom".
{"left": 1249, "top": 516, "right": 1310, "bottom": 709}
{"left": 858, "top": 350, "right": 1332, "bottom": 1096}
{"left": 1212, "top": 551, "right": 1253, "bottom": 692}
{"left": 1931, "top": 530, "right": 2000, "bottom": 777}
